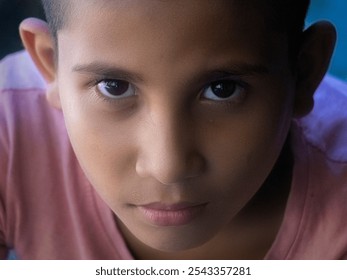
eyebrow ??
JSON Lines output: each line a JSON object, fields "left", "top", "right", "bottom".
{"left": 193, "top": 63, "right": 269, "bottom": 86}
{"left": 72, "top": 62, "right": 144, "bottom": 83}
{"left": 72, "top": 61, "right": 269, "bottom": 83}
{"left": 212, "top": 63, "right": 269, "bottom": 77}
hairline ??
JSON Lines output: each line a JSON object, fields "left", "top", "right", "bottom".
{"left": 41, "top": 0, "right": 310, "bottom": 62}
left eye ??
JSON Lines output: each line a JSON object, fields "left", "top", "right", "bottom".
{"left": 202, "top": 80, "right": 244, "bottom": 101}
{"left": 96, "top": 79, "right": 136, "bottom": 99}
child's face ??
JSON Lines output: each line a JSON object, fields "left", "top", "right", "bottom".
{"left": 56, "top": 0, "right": 296, "bottom": 251}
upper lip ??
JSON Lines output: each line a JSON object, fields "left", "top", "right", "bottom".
{"left": 138, "top": 202, "right": 207, "bottom": 211}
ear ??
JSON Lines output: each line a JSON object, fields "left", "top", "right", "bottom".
{"left": 19, "top": 18, "right": 61, "bottom": 109}
{"left": 294, "top": 21, "right": 336, "bottom": 117}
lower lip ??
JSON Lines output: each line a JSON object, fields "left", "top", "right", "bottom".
{"left": 137, "top": 204, "right": 206, "bottom": 227}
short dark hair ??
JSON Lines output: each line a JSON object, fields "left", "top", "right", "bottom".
{"left": 40, "top": 0, "right": 69, "bottom": 39}
{"left": 264, "top": 0, "right": 311, "bottom": 53}
{"left": 41, "top": 0, "right": 310, "bottom": 54}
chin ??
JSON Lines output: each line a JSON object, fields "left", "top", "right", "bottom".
{"left": 135, "top": 223, "right": 217, "bottom": 253}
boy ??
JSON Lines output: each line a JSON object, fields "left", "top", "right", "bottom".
{"left": 0, "top": 0, "right": 346, "bottom": 259}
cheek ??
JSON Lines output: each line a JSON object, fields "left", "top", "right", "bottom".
{"left": 58, "top": 85, "right": 139, "bottom": 202}
{"left": 204, "top": 93, "right": 293, "bottom": 200}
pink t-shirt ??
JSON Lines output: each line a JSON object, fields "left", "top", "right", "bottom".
{"left": 1, "top": 51, "right": 347, "bottom": 259}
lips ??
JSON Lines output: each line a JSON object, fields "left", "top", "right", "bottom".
{"left": 137, "top": 202, "right": 207, "bottom": 227}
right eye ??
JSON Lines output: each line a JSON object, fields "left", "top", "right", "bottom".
{"left": 96, "top": 79, "right": 136, "bottom": 99}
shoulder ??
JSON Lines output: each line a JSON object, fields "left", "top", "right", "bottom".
{"left": 0, "top": 51, "right": 45, "bottom": 91}
{"left": 0, "top": 52, "right": 65, "bottom": 173}
{"left": 0, "top": 52, "right": 50, "bottom": 164}
{"left": 0, "top": 51, "right": 48, "bottom": 124}
{"left": 287, "top": 76, "right": 347, "bottom": 259}
{"left": 292, "top": 74, "right": 347, "bottom": 196}
{"left": 295, "top": 74, "right": 347, "bottom": 162}
{"left": 0, "top": 51, "right": 62, "bottom": 255}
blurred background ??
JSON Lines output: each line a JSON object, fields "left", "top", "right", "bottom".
{"left": 306, "top": 0, "right": 347, "bottom": 80}
{"left": 0, "top": 0, "right": 346, "bottom": 80}
{"left": 0, "top": 0, "right": 44, "bottom": 58}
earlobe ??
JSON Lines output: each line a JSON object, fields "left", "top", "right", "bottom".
{"left": 45, "top": 82, "right": 61, "bottom": 109}
{"left": 294, "top": 21, "right": 336, "bottom": 117}
{"left": 19, "top": 18, "right": 61, "bottom": 109}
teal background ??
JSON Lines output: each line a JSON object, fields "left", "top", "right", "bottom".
{"left": 307, "top": 0, "right": 347, "bottom": 80}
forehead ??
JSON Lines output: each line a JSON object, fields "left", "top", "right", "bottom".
{"left": 66, "top": 0, "right": 270, "bottom": 34}
{"left": 60, "top": 0, "right": 288, "bottom": 76}
{"left": 65, "top": 0, "right": 281, "bottom": 47}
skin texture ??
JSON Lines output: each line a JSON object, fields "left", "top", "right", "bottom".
{"left": 20, "top": 0, "right": 335, "bottom": 259}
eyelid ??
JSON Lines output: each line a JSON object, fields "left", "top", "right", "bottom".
{"left": 202, "top": 76, "right": 248, "bottom": 91}
{"left": 99, "top": 78, "right": 137, "bottom": 96}
{"left": 72, "top": 62, "right": 144, "bottom": 84}
{"left": 200, "top": 78, "right": 248, "bottom": 103}
{"left": 85, "top": 76, "right": 128, "bottom": 88}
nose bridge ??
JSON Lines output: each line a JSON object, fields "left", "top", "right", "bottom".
{"left": 136, "top": 99, "right": 204, "bottom": 184}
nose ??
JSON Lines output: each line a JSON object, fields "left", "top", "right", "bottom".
{"left": 135, "top": 104, "right": 205, "bottom": 185}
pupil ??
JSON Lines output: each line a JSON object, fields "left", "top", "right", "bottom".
{"left": 211, "top": 81, "right": 235, "bottom": 98}
{"left": 105, "top": 80, "right": 129, "bottom": 96}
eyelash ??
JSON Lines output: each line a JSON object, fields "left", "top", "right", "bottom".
{"left": 203, "top": 79, "right": 246, "bottom": 96}
{"left": 87, "top": 77, "right": 249, "bottom": 106}
{"left": 200, "top": 78, "right": 248, "bottom": 110}
{"left": 87, "top": 78, "right": 137, "bottom": 105}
